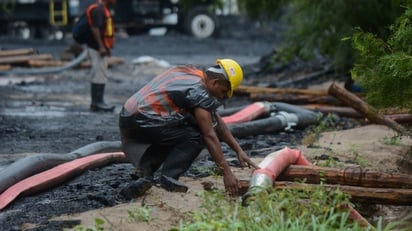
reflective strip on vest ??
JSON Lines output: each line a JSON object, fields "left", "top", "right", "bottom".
{"left": 125, "top": 67, "right": 205, "bottom": 116}
{"left": 86, "top": 3, "right": 114, "bottom": 49}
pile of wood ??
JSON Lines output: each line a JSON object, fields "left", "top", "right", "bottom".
{"left": 0, "top": 47, "right": 125, "bottom": 71}
{"left": 235, "top": 84, "right": 412, "bottom": 129}
{"left": 240, "top": 165, "right": 412, "bottom": 205}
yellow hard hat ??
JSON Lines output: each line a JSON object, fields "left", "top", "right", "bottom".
{"left": 216, "top": 58, "right": 243, "bottom": 97}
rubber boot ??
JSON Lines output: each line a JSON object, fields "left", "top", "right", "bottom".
{"left": 159, "top": 141, "right": 202, "bottom": 192}
{"left": 90, "top": 83, "right": 115, "bottom": 112}
{"left": 120, "top": 177, "right": 153, "bottom": 200}
{"left": 159, "top": 175, "right": 188, "bottom": 192}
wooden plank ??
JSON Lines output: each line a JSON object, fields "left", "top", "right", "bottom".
{"left": 328, "top": 82, "right": 410, "bottom": 135}
{"left": 275, "top": 182, "right": 412, "bottom": 205}
{"left": 0, "top": 54, "right": 53, "bottom": 65}
{"left": 276, "top": 165, "right": 412, "bottom": 188}
{"left": 250, "top": 93, "right": 344, "bottom": 106}
{"left": 0, "top": 65, "right": 12, "bottom": 71}
{"left": 27, "top": 60, "right": 68, "bottom": 67}
{"left": 28, "top": 57, "right": 125, "bottom": 68}
{"left": 239, "top": 180, "right": 412, "bottom": 205}
{"left": 0, "top": 48, "right": 36, "bottom": 57}
{"left": 303, "top": 104, "right": 412, "bottom": 123}
{"left": 235, "top": 85, "right": 328, "bottom": 96}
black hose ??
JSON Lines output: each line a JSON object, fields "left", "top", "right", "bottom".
{"left": 228, "top": 102, "right": 321, "bottom": 138}
{"left": 271, "top": 102, "right": 322, "bottom": 128}
{"left": 0, "top": 141, "right": 121, "bottom": 194}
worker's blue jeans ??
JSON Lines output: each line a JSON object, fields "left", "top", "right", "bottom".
{"left": 119, "top": 112, "right": 203, "bottom": 180}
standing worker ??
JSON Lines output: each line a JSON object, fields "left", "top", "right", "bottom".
{"left": 85, "top": 0, "right": 116, "bottom": 112}
{"left": 119, "top": 59, "right": 259, "bottom": 199}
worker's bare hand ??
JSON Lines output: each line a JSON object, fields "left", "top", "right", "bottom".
{"left": 237, "top": 151, "right": 260, "bottom": 169}
{"left": 223, "top": 171, "right": 239, "bottom": 197}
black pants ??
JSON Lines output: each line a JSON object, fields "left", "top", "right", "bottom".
{"left": 119, "top": 110, "right": 203, "bottom": 180}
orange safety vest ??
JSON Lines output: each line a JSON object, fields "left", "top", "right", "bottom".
{"left": 86, "top": 3, "right": 115, "bottom": 49}
{"left": 125, "top": 66, "right": 206, "bottom": 117}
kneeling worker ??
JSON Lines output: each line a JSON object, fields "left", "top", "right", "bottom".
{"left": 119, "top": 58, "right": 259, "bottom": 198}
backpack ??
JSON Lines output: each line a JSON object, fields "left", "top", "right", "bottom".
{"left": 72, "top": 14, "right": 92, "bottom": 44}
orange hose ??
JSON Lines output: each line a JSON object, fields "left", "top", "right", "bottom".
{"left": 0, "top": 152, "right": 126, "bottom": 211}
{"left": 250, "top": 147, "right": 372, "bottom": 228}
{"left": 222, "top": 102, "right": 269, "bottom": 124}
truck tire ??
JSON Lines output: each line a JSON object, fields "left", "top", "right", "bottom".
{"left": 184, "top": 7, "right": 218, "bottom": 39}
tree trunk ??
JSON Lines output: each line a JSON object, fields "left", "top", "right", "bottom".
{"left": 328, "top": 82, "right": 410, "bottom": 135}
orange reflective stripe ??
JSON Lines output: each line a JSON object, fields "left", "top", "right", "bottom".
{"left": 86, "top": 3, "right": 114, "bottom": 49}
{"left": 124, "top": 96, "right": 138, "bottom": 113}
{"left": 85, "top": 4, "right": 99, "bottom": 26}
{"left": 136, "top": 68, "right": 204, "bottom": 116}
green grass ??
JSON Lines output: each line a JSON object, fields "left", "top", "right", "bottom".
{"left": 173, "top": 185, "right": 408, "bottom": 231}
{"left": 127, "top": 205, "right": 154, "bottom": 223}
{"left": 380, "top": 135, "right": 403, "bottom": 146}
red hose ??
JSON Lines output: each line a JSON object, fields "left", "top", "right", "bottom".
{"left": 222, "top": 102, "right": 269, "bottom": 124}
{"left": 0, "top": 152, "right": 126, "bottom": 211}
{"left": 250, "top": 147, "right": 372, "bottom": 228}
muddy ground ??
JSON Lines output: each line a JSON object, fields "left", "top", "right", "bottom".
{"left": 0, "top": 18, "right": 411, "bottom": 231}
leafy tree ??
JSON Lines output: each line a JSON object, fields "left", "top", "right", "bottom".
{"left": 237, "top": 0, "right": 409, "bottom": 73}
{"left": 351, "top": 8, "right": 412, "bottom": 112}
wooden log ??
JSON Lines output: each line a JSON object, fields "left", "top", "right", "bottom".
{"left": 250, "top": 93, "right": 344, "bottom": 106}
{"left": 239, "top": 180, "right": 412, "bottom": 205}
{"left": 0, "top": 48, "right": 36, "bottom": 57}
{"left": 274, "top": 182, "right": 412, "bottom": 205}
{"left": 303, "top": 104, "right": 412, "bottom": 123}
{"left": 27, "top": 60, "right": 68, "bottom": 67}
{"left": 387, "top": 114, "right": 412, "bottom": 124}
{"left": 235, "top": 85, "right": 328, "bottom": 96}
{"left": 0, "top": 65, "right": 12, "bottom": 71}
{"left": 302, "top": 105, "right": 364, "bottom": 118}
{"left": 0, "top": 54, "right": 53, "bottom": 65}
{"left": 328, "top": 82, "right": 411, "bottom": 135}
{"left": 27, "top": 56, "right": 125, "bottom": 68}
{"left": 276, "top": 165, "right": 412, "bottom": 188}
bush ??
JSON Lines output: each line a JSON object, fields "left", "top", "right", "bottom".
{"left": 351, "top": 8, "right": 412, "bottom": 112}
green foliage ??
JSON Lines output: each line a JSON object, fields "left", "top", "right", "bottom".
{"left": 127, "top": 206, "right": 153, "bottom": 223}
{"left": 380, "top": 135, "right": 403, "bottom": 145}
{"left": 237, "top": 0, "right": 410, "bottom": 73}
{"left": 71, "top": 218, "right": 105, "bottom": 231}
{"left": 237, "top": 0, "right": 287, "bottom": 19}
{"left": 174, "top": 186, "right": 390, "bottom": 231}
{"left": 1, "top": 0, "right": 16, "bottom": 16}
{"left": 351, "top": 8, "right": 412, "bottom": 111}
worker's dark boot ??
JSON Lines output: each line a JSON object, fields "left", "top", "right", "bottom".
{"left": 120, "top": 177, "right": 152, "bottom": 200}
{"left": 90, "top": 83, "right": 115, "bottom": 112}
{"left": 159, "top": 175, "right": 188, "bottom": 193}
